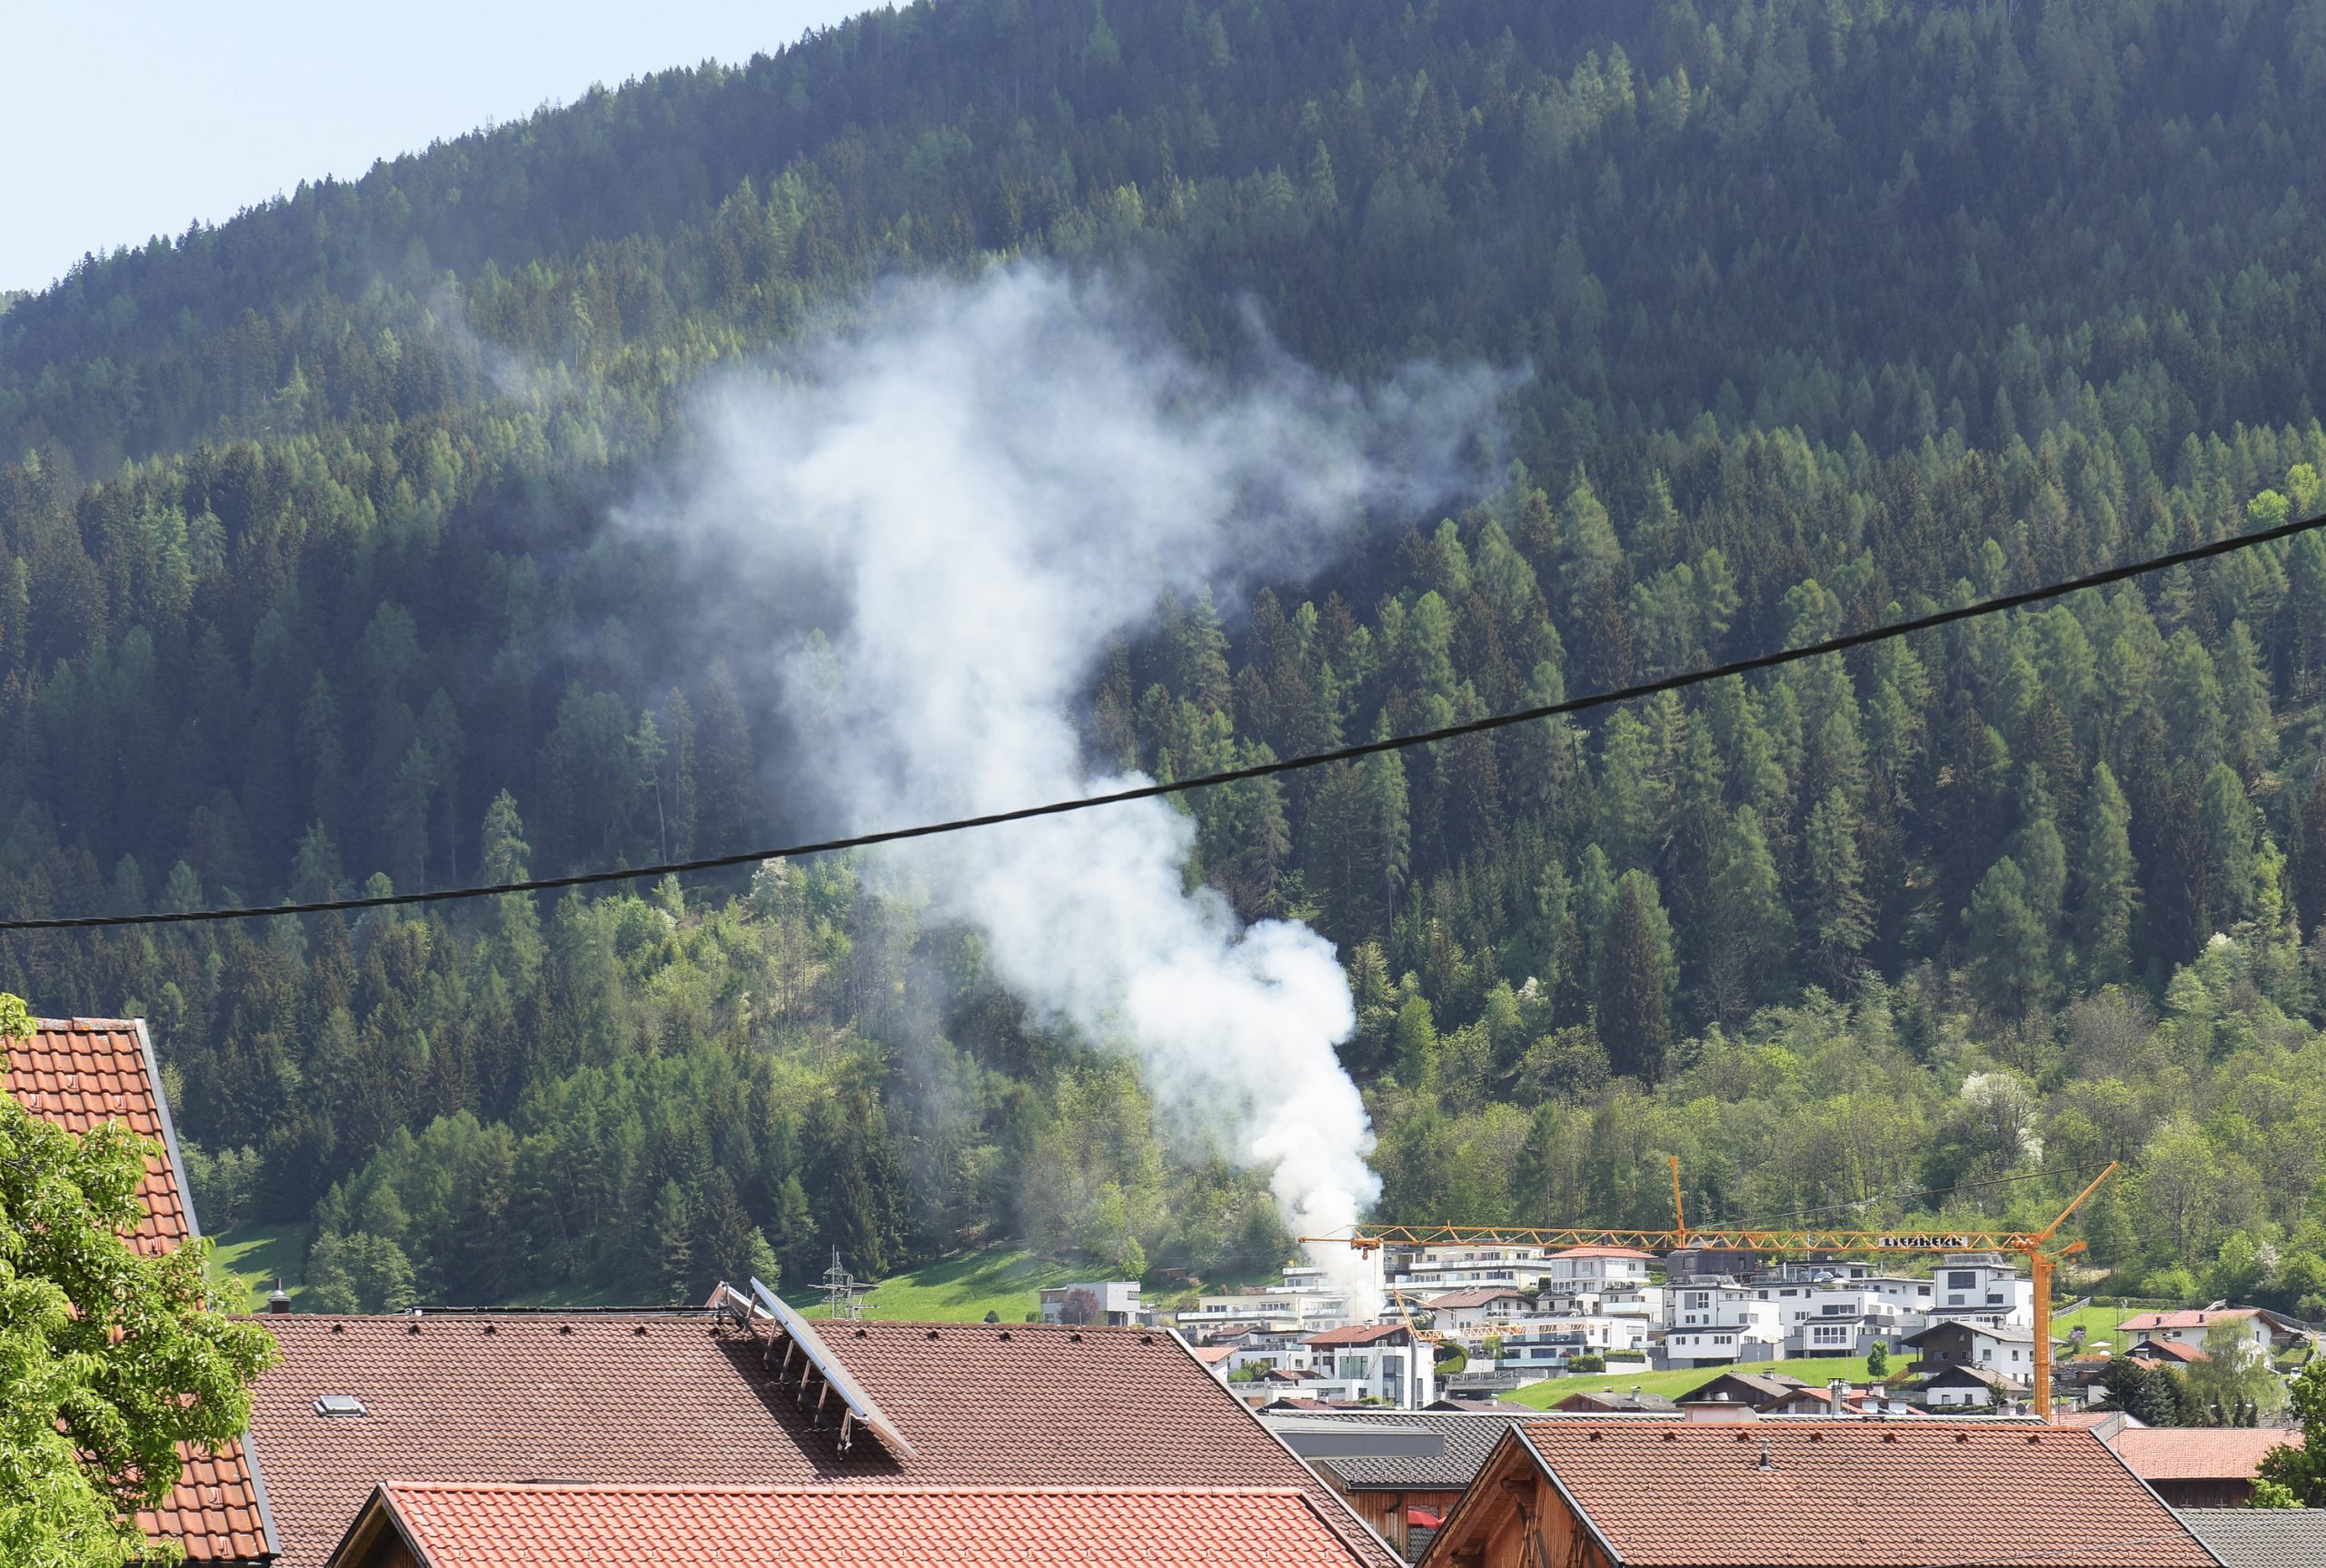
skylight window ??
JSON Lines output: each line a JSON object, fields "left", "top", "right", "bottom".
{"left": 313, "top": 1394, "right": 369, "bottom": 1417}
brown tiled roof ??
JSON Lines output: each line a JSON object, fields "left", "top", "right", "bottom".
{"left": 2131, "top": 1340, "right": 2212, "bottom": 1365}
{"left": 2110, "top": 1425, "right": 2302, "bottom": 1482}
{"left": 1306, "top": 1323, "right": 1415, "bottom": 1346}
{"left": 6, "top": 1017, "right": 272, "bottom": 1564}
{"left": 1506, "top": 1420, "right": 2215, "bottom": 1566}
{"left": 248, "top": 1315, "right": 1396, "bottom": 1568}
{"left": 345, "top": 1483, "right": 1374, "bottom": 1568}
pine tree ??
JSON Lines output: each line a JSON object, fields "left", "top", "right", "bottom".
{"left": 1596, "top": 870, "right": 1675, "bottom": 1082}
{"left": 1804, "top": 788, "right": 1873, "bottom": 987}
{"left": 2073, "top": 762, "right": 2138, "bottom": 984}
{"left": 1966, "top": 858, "right": 2048, "bottom": 1017}
{"left": 1700, "top": 807, "right": 1789, "bottom": 1023}
{"left": 648, "top": 1181, "right": 696, "bottom": 1305}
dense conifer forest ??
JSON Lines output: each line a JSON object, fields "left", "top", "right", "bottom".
{"left": 6, "top": 0, "right": 2326, "bottom": 1314}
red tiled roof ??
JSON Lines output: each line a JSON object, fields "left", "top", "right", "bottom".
{"left": 2110, "top": 1426, "right": 2302, "bottom": 1482}
{"left": 5, "top": 1017, "right": 270, "bottom": 1564}
{"left": 1305, "top": 1323, "right": 1414, "bottom": 1346}
{"left": 2132, "top": 1340, "right": 2211, "bottom": 1364}
{"left": 1189, "top": 1344, "right": 1237, "bottom": 1364}
{"left": 2122, "top": 1309, "right": 2255, "bottom": 1331}
{"left": 349, "top": 1483, "right": 1374, "bottom": 1568}
{"left": 1506, "top": 1421, "right": 2214, "bottom": 1566}
{"left": 5, "top": 1017, "right": 193, "bottom": 1254}
{"left": 248, "top": 1315, "right": 1395, "bottom": 1568}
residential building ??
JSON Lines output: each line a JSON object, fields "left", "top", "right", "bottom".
{"left": 1038, "top": 1279, "right": 1142, "bottom": 1325}
{"left": 1794, "top": 1312, "right": 1901, "bottom": 1359}
{"left": 1494, "top": 1316, "right": 1651, "bottom": 1373}
{"left": 1416, "top": 1421, "right": 2217, "bottom": 1568}
{"left": 1265, "top": 1408, "right": 1536, "bottom": 1562}
{"left": 1389, "top": 1243, "right": 1560, "bottom": 1293}
{"left": 1902, "top": 1317, "right": 2037, "bottom": 1379}
{"left": 1183, "top": 1259, "right": 1381, "bottom": 1335}
{"left": 1930, "top": 1252, "right": 2035, "bottom": 1326}
{"left": 1304, "top": 1324, "right": 1436, "bottom": 1407}
{"left": 325, "top": 1483, "right": 1380, "bottom": 1568}
{"left": 1663, "top": 1276, "right": 1783, "bottom": 1366}
{"left": 1543, "top": 1245, "right": 1655, "bottom": 1289}
{"left": 1214, "top": 1327, "right": 1317, "bottom": 1378}
{"left": 2173, "top": 1507, "right": 2326, "bottom": 1567}
{"left": 6, "top": 1016, "right": 274, "bottom": 1567}
{"left": 1549, "top": 1387, "right": 1678, "bottom": 1414}
{"left": 2122, "top": 1308, "right": 2311, "bottom": 1361}
{"left": 2108, "top": 1428, "right": 2307, "bottom": 1509}
{"left": 241, "top": 1305, "right": 1399, "bottom": 1567}
{"left": 1417, "top": 1285, "right": 1532, "bottom": 1337}
{"left": 1914, "top": 1364, "right": 2026, "bottom": 1409}
{"left": 1678, "top": 1370, "right": 1808, "bottom": 1410}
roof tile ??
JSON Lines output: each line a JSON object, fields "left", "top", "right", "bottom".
{"left": 250, "top": 1315, "right": 1396, "bottom": 1568}
{"left": 2109, "top": 1426, "right": 2301, "bottom": 1482}
{"left": 1510, "top": 1420, "right": 2215, "bottom": 1566}
{"left": 361, "top": 1483, "right": 1373, "bottom": 1568}
{"left": 6, "top": 1017, "right": 266, "bottom": 1564}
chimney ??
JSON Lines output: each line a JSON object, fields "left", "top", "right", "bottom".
{"left": 1829, "top": 1377, "right": 1850, "bottom": 1414}
{"left": 267, "top": 1282, "right": 292, "bottom": 1315}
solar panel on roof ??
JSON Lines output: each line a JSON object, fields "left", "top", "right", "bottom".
{"left": 748, "top": 1277, "right": 917, "bottom": 1459}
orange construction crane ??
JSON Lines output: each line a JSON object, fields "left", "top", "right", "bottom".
{"left": 1305, "top": 1158, "right": 2117, "bottom": 1419}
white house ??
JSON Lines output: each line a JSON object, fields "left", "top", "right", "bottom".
{"left": 1302, "top": 1324, "right": 1436, "bottom": 1408}
{"left": 1390, "top": 1244, "right": 1560, "bottom": 1293}
{"left": 1039, "top": 1280, "right": 1143, "bottom": 1325}
{"left": 1421, "top": 1286, "right": 1534, "bottom": 1338}
{"left": 1931, "top": 1253, "right": 2034, "bottom": 1327}
{"left": 1496, "top": 1315, "right": 1652, "bottom": 1373}
{"left": 1180, "top": 1259, "right": 1378, "bottom": 1335}
{"left": 2121, "top": 1307, "right": 2308, "bottom": 1360}
{"left": 1545, "top": 1245, "right": 1655, "bottom": 1289}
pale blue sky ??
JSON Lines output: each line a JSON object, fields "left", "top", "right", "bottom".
{"left": 1, "top": 1, "right": 867, "bottom": 294}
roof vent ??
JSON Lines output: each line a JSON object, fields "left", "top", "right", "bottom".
{"left": 313, "top": 1395, "right": 368, "bottom": 1418}
{"left": 1755, "top": 1439, "right": 1774, "bottom": 1472}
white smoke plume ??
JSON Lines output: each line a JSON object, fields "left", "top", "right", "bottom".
{"left": 638, "top": 263, "right": 1504, "bottom": 1292}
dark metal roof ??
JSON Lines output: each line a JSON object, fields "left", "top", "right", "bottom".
{"left": 1265, "top": 1410, "right": 1536, "bottom": 1491}
{"left": 2172, "top": 1507, "right": 2326, "bottom": 1568}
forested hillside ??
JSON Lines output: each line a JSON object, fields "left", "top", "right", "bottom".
{"left": 6, "top": 0, "right": 2326, "bottom": 1315}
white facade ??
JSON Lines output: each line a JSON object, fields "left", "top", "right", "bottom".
{"left": 1495, "top": 1316, "right": 1652, "bottom": 1372}
{"left": 1181, "top": 1259, "right": 1380, "bottom": 1335}
{"left": 1039, "top": 1280, "right": 1143, "bottom": 1325}
{"left": 1390, "top": 1244, "right": 1559, "bottom": 1293}
{"left": 1933, "top": 1253, "right": 2033, "bottom": 1327}
{"left": 1302, "top": 1329, "right": 1436, "bottom": 1407}
{"left": 1545, "top": 1247, "right": 1655, "bottom": 1288}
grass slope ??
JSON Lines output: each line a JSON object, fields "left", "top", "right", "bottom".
{"left": 793, "top": 1249, "right": 1085, "bottom": 1323}
{"left": 205, "top": 1223, "right": 310, "bottom": 1310}
{"left": 1506, "top": 1355, "right": 1881, "bottom": 1407}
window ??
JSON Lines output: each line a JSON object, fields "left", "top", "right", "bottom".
{"left": 1947, "top": 1271, "right": 1976, "bottom": 1289}
{"left": 1337, "top": 1357, "right": 1367, "bottom": 1379}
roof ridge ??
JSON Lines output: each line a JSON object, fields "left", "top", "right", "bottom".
{"left": 378, "top": 1482, "right": 1314, "bottom": 1497}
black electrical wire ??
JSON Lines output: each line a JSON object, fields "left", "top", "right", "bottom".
{"left": 7, "top": 505, "right": 2321, "bottom": 933}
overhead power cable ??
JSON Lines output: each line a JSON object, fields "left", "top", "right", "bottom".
{"left": 7, "top": 505, "right": 2323, "bottom": 934}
